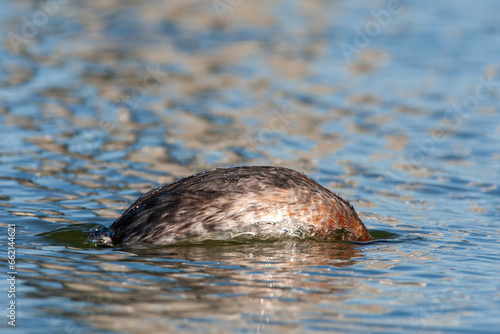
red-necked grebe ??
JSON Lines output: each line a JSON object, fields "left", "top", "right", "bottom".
{"left": 88, "top": 166, "right": 372, "bottom": 246}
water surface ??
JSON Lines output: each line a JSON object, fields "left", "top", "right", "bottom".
{"left": 1, "top": 0, "right": 499, "bottom": 333}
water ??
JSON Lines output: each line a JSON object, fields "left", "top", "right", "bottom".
{"left": 1, "top": 0, "right": 499, "bottom": 332}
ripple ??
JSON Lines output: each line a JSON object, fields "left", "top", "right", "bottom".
{"left": 2, "top": 0, "right": 500, "bottom": 332}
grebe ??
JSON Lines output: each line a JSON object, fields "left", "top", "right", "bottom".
{"left": 88, "top": 166, "right": 372, "bottom": 246}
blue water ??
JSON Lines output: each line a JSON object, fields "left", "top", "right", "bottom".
{"left": 1, "top": 0, "right": 499, "bottom": 333}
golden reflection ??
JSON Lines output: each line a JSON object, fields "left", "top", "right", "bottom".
{"left": 23, "top": 241, "right": 372, "bottom": 333}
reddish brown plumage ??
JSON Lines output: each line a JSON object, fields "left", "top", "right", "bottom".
{"left": 89, "top": 166, "right": 372, "bottom": 246}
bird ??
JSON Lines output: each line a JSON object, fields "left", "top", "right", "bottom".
{"left": 88, "top": 166, "right": 372, "bottom": 247}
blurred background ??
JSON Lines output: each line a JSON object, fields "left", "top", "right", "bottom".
{"left": 0, "top": 0, "right": 499, "bottom": 333}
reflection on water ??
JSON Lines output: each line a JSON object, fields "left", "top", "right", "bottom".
{"left": 1, "top": 0, "right": 500, "bottom": 332}
{"left": 26, "top": 241, "right": 368, "bottom": 333}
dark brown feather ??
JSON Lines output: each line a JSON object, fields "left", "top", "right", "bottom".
{"left": 104, "top": 166, "right": 372, "bottom": 246}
